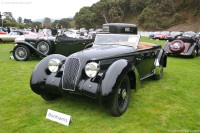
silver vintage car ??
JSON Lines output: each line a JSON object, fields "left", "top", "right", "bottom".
{"left": 0, "top": 30, "right": 26, "bottom": 43}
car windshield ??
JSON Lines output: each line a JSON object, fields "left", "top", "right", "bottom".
{"left": 183, "top": 32, "right": 196, "bottom": 36}
{"left": 170, "top": 31, "right": 181, "bottom": 35}
{"left": 94, "top": 34, "right": 140, "bottom": 48}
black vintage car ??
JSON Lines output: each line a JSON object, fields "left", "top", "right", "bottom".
{"left": 163, "top": 34, "right": 200, "bottom": 58}
{"left": 12, "top": 33, "right": 94, "bottom": 61}
{"left": 30, "top": 23, "right": 167, "bottom": 116}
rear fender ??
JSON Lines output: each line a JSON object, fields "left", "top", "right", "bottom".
{"left": 100, "top": 59, "right": 139, "bottom": 109}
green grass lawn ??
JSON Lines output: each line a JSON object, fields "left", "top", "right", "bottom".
{"left": 0, "top": 37, "right": 200, "bottom": 133}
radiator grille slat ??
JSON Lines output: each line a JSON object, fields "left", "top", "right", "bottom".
{"left": 62, "top": 58, "right": 80, "bottom": 91}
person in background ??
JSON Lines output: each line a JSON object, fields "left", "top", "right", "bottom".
{"left": 51, "top": 26, "right": 58, "bottom": 36}
{"left": 7, "top": 26, "right": 10, "bottom": 34}
{"left": 36, "top": 26, "right": 39, "bottom": 33}
{"left": 57, "top": 25, "right": 62, "bottom": 36}
{"left": 31, "top": 28, "right": 35, "bottom": 32}
{"left": 43, "top": 26, "right": 48, "bottom": 36}
{"left": 60, "top": 26, "right": 64, "bottom": 35}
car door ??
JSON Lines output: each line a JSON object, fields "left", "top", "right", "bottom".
{"left": 54, "top": 37, "right": 94, "bottom": 56}
{"left": 69, "top": 38, "right": 94, "bottom": 54}
{"left": 54, "top": 38, "right": 74, "bottom": 56}
{"left": 135, "top": 48, "right": 158, "bottom": 79}
{"left": 10, "top": 32, "right": 20, "bottom": 41}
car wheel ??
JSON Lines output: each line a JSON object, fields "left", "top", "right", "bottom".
{"left": 0, "top": 39, "right": 2, "bottom": 43}
{"left": 152, "top": 65, "right": 163, "bottom": 80}
{"left": 109, "top": 75, "right": 130, "bottom": 117}
{"left": 167, "top": 53, "right": 171, "bottom": 56}
{"left": 36, "top": 41, "right": 51, "bottom": 55}
{"left": 40, "top": 92, "right": 61, "bottom": 101}
{"left": 191, "top": 48, "right": 198, "bottom": 58}
{"left": 13, "top": 45, "right": 30, "bottom": 61}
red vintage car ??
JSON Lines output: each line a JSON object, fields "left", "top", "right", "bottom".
{"left": 154, "top": 31, "right": 170, "bottom": 40}
{"left": 0, "top": 31, "right": 6, "bottom": 35}
{"left": 163, "top": 36, "right": 200, "bottom": 58}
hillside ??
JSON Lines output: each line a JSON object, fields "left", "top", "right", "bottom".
{"left": 131, "top": 12, "right": 200, "bottom": 32}
{"left": 125, "top": 0, "right": 200, "bottom": 32}
{"left": 166, "top": 14, "right": 200, "bottom": 32}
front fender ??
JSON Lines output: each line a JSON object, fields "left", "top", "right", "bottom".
{"left": 14, "top": 41, "right": 46, "bottom": 57}
{"left": 100, "top": 59, "right": 133, "bottom": 109}
{"left": 30, "top": 54, "right": 67, "bottom": 94}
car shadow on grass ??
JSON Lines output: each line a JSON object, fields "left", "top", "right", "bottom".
{"left": 166, "top": 54, "right": 200, "bottom": 59}
{"left": 42, "top": 93, "right": 107, "bottom": 116}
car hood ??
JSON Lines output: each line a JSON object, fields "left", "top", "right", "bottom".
{"left": 70, "top": 44, "right": 136, "bottom": 60}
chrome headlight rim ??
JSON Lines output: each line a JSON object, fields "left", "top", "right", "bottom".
{"left": 85, "top": 62, "right": 99, "bottom": 78}
{"left": 48, "top": 58, "right": 61, "bottom": 73}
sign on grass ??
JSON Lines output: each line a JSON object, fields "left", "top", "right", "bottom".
{"left": 46, "top": 109, "right": 72, "bottom": 126}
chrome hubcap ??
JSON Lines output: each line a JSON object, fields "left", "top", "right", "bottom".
{"left": 37, "top": 41, "right": 49, "bottom": 54}
{"left": 41, "top": 45, "right": 47, "bottom": 51}
{"left": 18, "top": 50, "right": 25, "bottom": 56}
{"left": 122, "top": 89, "right": 127, "bottom": 100}
{"left": 15, "top": 47, "right": 27, "bottom": 59}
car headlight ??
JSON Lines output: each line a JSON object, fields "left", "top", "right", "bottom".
{"left": 85, "top": 62, "right": 99, "bottom": 78}
{"left": 48, "top": 58, "right": 61, "bottom": 73}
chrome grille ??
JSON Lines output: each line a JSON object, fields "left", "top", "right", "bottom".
{"left": 62, "top": 58, "right": 80, "bottom": 91}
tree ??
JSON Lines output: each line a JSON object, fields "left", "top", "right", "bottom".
{"left": 32, "top": 22, "right": 42, "bottom": 28}
{"left": 74, "top": 7, "right": 95, "bottom": 28}
{"left": 130, "top": 0, "right": 146, "bottom": 14}
{"left": 52, "top": 20, "right": 59, "bottom": 27}
{"left": 24, "top": 18, "right": 32, "bottom": 24}
{"left": 17, "top": 17, "right": 22, "bottom": 24}
{"left": 3, "top": 12, "right": 16, "bottom": 21}
{"left": 59, "top": 18, "right": 73, "bottom": 28}
{"left": 43, "top": 17, "right": 51, "bottom": 28}
{"left": 1, "top": 12, "right": 17, "bottom": 27}
{"left": 91, "top": 0, "right": 124, "bottom": 24}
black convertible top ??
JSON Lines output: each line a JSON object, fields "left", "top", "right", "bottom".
{"left": 168, "top": 37, "right": 197, "bottom": 43}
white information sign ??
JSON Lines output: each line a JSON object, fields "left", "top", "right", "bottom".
{"left": 46, "top": 109, "right": 72, "bottom": 126}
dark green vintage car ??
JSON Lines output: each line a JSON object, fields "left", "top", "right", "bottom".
{"left": 11, "top": 34, "right": 94, "bottom": 61}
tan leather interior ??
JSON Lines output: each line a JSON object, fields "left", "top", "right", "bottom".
{"left": 112, "top": 41, "right": 155, "bottom": 49}
{"left": 137, "top": 42, "right": 155, "bottom": 49}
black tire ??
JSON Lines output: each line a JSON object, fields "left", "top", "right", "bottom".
{"left": 191, "top": 48, "right": 198, "bottom": 58}
{"left": 41, "top": 92, "right": 61, "bottom": 101}
{"left": 0, "top": 39, "right": 2, "bottom": 43}
{"left": 152, "top": 65, "right": 163, "bottom": 80}
{"left": 109, "top": 75, "right": 131, "bottom": 117}
{"left": 13, "top": 45, "right": 31, "bottom": 61}
{"left": 167, "top": 53, "right": 171, "bottom": 56}
{"left": 36, "top": 41, "right": 52, "bottom": 55}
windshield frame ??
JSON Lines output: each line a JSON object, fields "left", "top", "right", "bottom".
{"left": 94, "top": 34, "right": 140, "bottom": 48}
